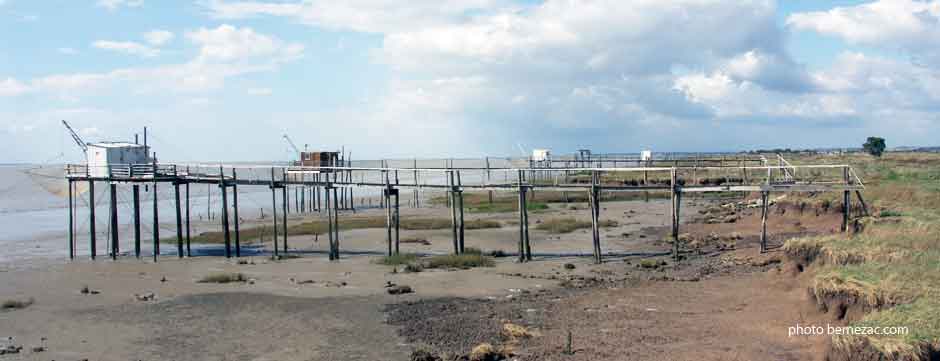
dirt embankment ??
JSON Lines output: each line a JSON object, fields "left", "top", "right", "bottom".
{"left": 384, "top": 199, "right": 852, "bottom": 361}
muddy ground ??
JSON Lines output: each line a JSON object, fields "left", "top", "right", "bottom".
{"left": 0, "top": 198, "right": 845, "bottom": 361}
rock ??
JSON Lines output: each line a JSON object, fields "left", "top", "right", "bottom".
{"left": 410, "top": 349, "right": 441, "bottom": 361}
{"left": 387, "top": 285, "right": 413, "bottom": 295}
{"left": 0, "top": 345, "right": 22, "bottom": 355}
{"left": 469, "top": 343, "right": 502, "bottom": 361}
{"left": 134, "top": 292, "right": 156, "bottom": 302}
{"left": 722, "top": 215, "right": 738, "bottom": 223}
{"left": 563, "top": 263, "right": 576, "bottom": 270}
{"left": 31, "top": 346, "right": 45, "bottom": 353}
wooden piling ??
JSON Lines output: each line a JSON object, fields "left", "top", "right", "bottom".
{"left": 89, "top": 180, "right": 96, "bottom": 260}
{"left": 185, "top": 181, "right": 191, "bottom": 257}
{"left": 68, "top": 179, "right": 75, "bottom": 260}
{"left": 449, "top": 171, "right": 459, "bottom": 254}
{"left": 233, "top": 169, "right": 240, "bottom": 257}
{"left": 132, "top": 185, "right": 141, "bottom": 258}
{"left": 332, "top": 186, "right": 340, "bottom": 259}
{"left": 517, "top": 170, "right": 526, "bottom": 262}
{"left": 152, "top": 181, "right": 159, "bottom": 261}
{"left": 590, "top": 171, "right": 601, "bottom": 264}
{"left": 220, "top": 168, "right": 231, "bottom": 258}
{"left": 271, "top": 168, "right": 279, "bottom": 259}
{"left": 385, "top": 172, "right": 393, "bottom": 256}
{"left": 282, "top": 184, "right": 288, "bottom": 253}
{"left": 394, "top": 186, "right": 400, "bottom": 255}
{"left": 109, "top": 182, "right": 118, "bottom": 260}
{"left": 670, "top": 169, "right": 678, "bottom": 261}
{"left": 174, "top": 182, "right": 183, "bottom": 258}
{"left": 456, "top": 171, "right": 465, "bottom": 254}
{"left": 760, "top": 191, "right": 769, "bottom": 252}
{"left": 326, "top": 185, "right": 334, "bottom": 260}
{"left": 842, "top": 167, "right": 851, "bottom": 232}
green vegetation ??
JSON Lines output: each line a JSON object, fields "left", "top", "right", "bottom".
{"left": 185, "top": 216, "right": 501, "bottom": 244}
{"left": 535, "top": 217, "right": 619, "bottom": 233}
{"left": 375, "top": 253, "right": 419, "bottom": 266}
{"left": 864, "top": 136, "right": 887, "bottom": 157}
{"left": 782, "top": 152, "right": 940, "bottom": 358}
{"left": 197, "top": 272, "right": 247, "bottom": 283}
{"left": 373, "top": 247, "right": 495, "bottom": 272}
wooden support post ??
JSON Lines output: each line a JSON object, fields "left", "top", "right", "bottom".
{"left": 449, "top": 171, "right": 459, "bottom": 254}
{"left": 109, "top": 182, "right": 118, "bottom": 260}
{"left": 220, "top": 168, "right": 231, "bottom": 258}
{"left": 271, "top": 168, "right": 279, "bottom": 259}
{"left": 413, "top": 158, "right": 420, "bottom": 208}
{"left": 68, "top": 180, "right": 75, "bottom": 260}
{"left": 185, "top": 182, "right": 191, "bottom": 257}
{"left": 174, "top": 182, "right": 183, "bottom": 258}
{"left": 517, "top": 170, "right": 526, "bottom": 263}
{"left": 486, "top": 156, "right": 494, "bottom": 204}
{"left": 152, "top": 181, "right": 159, "bottom": 261}
{"left": 855, "top": 191, "right": 870, "bottom": 217}
{"left": 589, "top": 171, "right": 602, "bottom": 264}
{"left": 760, "top": 191, "right": 769, "bottom": 253}
{"left": 457, "top": 171, "right": 465, "bottom": 254}
{"left": 385, "top": 172, "right": 393, "bottom": 257}
{"left": 842, "top": 167, "right": 851, "bottom": 233}
{"left": 522, "top": 186, "right": 531, "bottom": 261}
{"left": 89, "top": 180, "right": 96, "bottom": 260}
{"left": 282, "top": 184, "right": 288, "bottom": 253}
{"left": 326, "top": 185, "right": 334, "bottom": 260}
{"left": 133, "top": 184, "right": 141, "bottom": 259}
{"left": 233, "top": 169, "right": 240, "bottom": 258}
{"left": 394, "top": 188, "right": 400, "bottom": 255}
{"left": 332, "top": 186, "right": 340, "bottom": 260}
{"left": 670, "top": 169, "right": 678, "bottom": 261}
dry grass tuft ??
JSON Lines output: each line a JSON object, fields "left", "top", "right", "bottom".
{"left": 197, "top": 272, "right": 247, "bottom": 284}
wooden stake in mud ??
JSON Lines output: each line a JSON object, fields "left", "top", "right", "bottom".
{"left": 89, "top": 180, "right": 96, "bottom": 260}
{"left": 271, "top": 167, "right": 279, "bottom": 259}
{"left": 68, "top": 179, "right": 75, "bottom": 260}
{"left": 842, "top": 166, "right": 851, "bottom": 233}
{"left": 174, "top": 182, "right": 183, "bottom": 258}
{"left": 133, "top": 184, "right": 141, "bottom": 258}
{"left": 326, "top": 185, "right": 335, "bottom": 260}
{"left": 152, "top": 180, "right": 159, "bottom": 261}
{"left": 220, "top": 167, "right": 231, "bottom": 258}
{"left": 109, "top": 182, "right": 118, "bottom": 260}
{"left": 760, "top": 191, "right": 769, "bottom": 253}
{"left": 449, "top": 171, "right": 459, "bottom": 254}
{"left": 282, "top": 182, "right": 288, "bottom": 253}
{"left": 185, "top": 181, "right": 190, "bottom": 257}
{"left": 517, "top": 170, "right": 526, "bottom": 262}
{"left": 332, "top": 186, "right": 340, "bottom": 259}
{"left": 385, "top": 171, "right": 393, "bottom": 257}
{"left": 522, "top": 185, "right": 531, "bottom": 261}
{"left": 670, "top": 168, "right": 679, "bottom": 261}
{"left": 394, "top": 185, "right": 400, "bottom": 255}
{"left": 590, "top": 171, "right": 602, "bottom": 264}
{"left": 457, "top": 171, "right": 465, "bottom": 254}
{"left": 233, "top": 168, "right": 240, "bottom": 257}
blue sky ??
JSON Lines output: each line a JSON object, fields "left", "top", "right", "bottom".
{"left": 2, "top": 0, "right": 940, "bottom": 163}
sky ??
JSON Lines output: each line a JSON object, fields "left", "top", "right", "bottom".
{"left": 2, "top": 0, "right": 940, "bottom": 163}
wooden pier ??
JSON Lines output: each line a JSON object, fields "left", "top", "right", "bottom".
{"left": 64, "top": 155, "right": 866, "bottom": 264}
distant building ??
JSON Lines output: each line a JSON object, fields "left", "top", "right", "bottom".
{"left": 86, "top": 142, "right": 149, "bottom": 178}
{"left": 297, "top": 151, "right": 340, "bottom": 170}
{"left": 641, "top": 150, "right": 653, "bottom": 161}
{"left": 532, "top": 149, "right": 551, "bottom": 162}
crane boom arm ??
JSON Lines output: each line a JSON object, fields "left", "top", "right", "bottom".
{"left": 61, "top": 120, "right": 87, "bottom": 153}
{"left": 283, "top": 134, "right": 300, "bottom": 153}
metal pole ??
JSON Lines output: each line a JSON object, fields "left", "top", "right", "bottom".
{"left": 271, "top": 167, "right": 279, "bottom": 258}
{"left": 68, "top": 179, "right": 75, "bottom": 260}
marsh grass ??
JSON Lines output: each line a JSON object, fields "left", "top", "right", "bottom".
{"left": 781, "top": 152, "right": 940, "bottom": 359}
{"left": 197, "top": 272, "right": 247, "bottom": 284}
{"left": 535, "top": 218, "right": 619, "bottom": 233}
{"left": 186, "top": 216, "right": 501, "bottom": 244}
